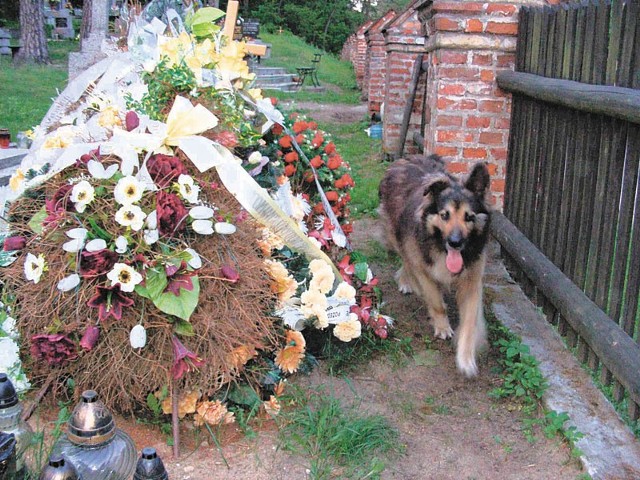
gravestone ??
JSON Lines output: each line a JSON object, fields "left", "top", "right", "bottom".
{"left": 45, "top": 8, "right": 75, "bottom": 39}
{"left": 242, "top": 19, "right": 259, "bottom": 39}
{"left": 0, "top": 29, "right": 10, "bottom": 56}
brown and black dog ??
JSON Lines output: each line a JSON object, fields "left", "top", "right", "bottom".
{"left": 378, "top": 155, "right": 491, "bottom": 376}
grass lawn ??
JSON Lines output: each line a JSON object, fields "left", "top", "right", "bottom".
{"left": 0, "top": 40, "right": 78, "bottom": 137}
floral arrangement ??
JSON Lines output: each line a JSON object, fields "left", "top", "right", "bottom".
{"left": 0, "top": 2, "right": 391, "bottom": 428}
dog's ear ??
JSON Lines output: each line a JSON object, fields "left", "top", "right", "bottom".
{"left": 465, "top": 163, "right": 490, "bottom": 197}
{"left": 422, "top": 175, "right": 450, "bottom": 199}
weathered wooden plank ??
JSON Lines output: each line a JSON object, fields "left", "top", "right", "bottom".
{"left": 580, "top": 0, "right": 598, "bottom": 82}
{"left": 396, "top": 54, "right": 424, "bottom": 159}
{"left": 496, "top": 71, "right": 640, "bottom": 124}
{"left": 617, "top": 0, "right": 638, "bottom": 87}
{"left": 621, "top": 145, "right": 640, "bottom": 338}
{"left": 606, "top": 0, "right": 624, "bottom": 85}
{"left": 491, "top": 211, "right": 640, "bottom": 408}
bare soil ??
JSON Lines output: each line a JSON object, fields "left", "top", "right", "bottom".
{"left": 28, "top": 103, "right": 585, "bottom": 480}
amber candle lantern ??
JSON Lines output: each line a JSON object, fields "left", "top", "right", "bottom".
{"left": 0, "top": 129, "right": 10, "bottom": 149}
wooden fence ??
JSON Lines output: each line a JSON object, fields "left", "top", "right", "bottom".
{"left": 495, "top": 0, "right": 640, "bottom": 421}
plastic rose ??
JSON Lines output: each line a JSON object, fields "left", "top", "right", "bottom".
{"left": 147, "top": 153, "right": 187, "bottom": 188}
{"left": 70, "top": 180, "right": 95, "bottom": 213}
{"left": 333, "top": 313, "right": 362, "bottom": 343}
{"left": 309, "top": 259, "right": 335, "bottom": 294}
{"left": 177, "top": 174, "right": 200, "bottom": 203}
{"left": 194, "top": 400, "right": 235, "bottom": 426}
{"left": 114, "top": 175, "right": 144, "bottom": 205}
{"left": 24, "top": 253, "right": 47, "bottom": 284}
{"left": 79, "top": 249, "right": 118, "bottom": 277}
{"left": 157, "top": 191, "right": 188, "bottom": 236}
{"left": 107, "top": 263, "right": 143, "bottom": 292}
{"left": 332, "top": 282, "right": 356, "bottom": 303}
{"left": 115, "top": 204, "right": 147, "bottom": 231}
{"left": 300, "top": 288, "right": 329, "bottom": 328}
{"left": 30, "top": 333, "right": 78, "bottom": 366}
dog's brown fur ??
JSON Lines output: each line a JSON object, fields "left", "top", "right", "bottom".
{"left": 378, "top": 155, "right": 491, "bottom": 376}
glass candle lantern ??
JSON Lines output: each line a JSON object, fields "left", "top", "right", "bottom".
{"left": 0, "top": 373, "right": 33, "bottom": 477}
{"left": 0, "top": 432, "right": 17, "bottom": 479}
{"left": 133, "top": 447, "right": 169, "bottom": 480}
{"left": 51, "top": 390, "right": 136, "bottom": 480}
{"left": 38, "top": 454, "right": 80, "bottom": 480}
{"left": 0, "top": 129, "right": 10, "bottom": 149}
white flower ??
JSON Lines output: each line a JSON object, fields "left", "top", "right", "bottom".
{"left": 107, "top": 263, "right": 143, "bottom": 292}
{"left": 63, "top": 228, "right": 88, "bottom": 252}
{"left": 24, "top": 253, "right": 46, "bottom": 284}
{"left": 70, "top": 180, "right": 95, "bottom": 213}
{"left": 146, "top": 210, "right": 157, "bottom": 229}
{"left": 333, "top": 314, "right": 362, "bottom": 342}
{"left": 143, "top": 229, "right": 159, "bottom": 245}
{"left": 115, "top": 236, "right": 128, "bottom": 253}
{"left": 115, "top": 204, "right": 147, "bottom": 231}
{"left": 185, "top": 248, "right": 202, "bottom": 269}
{"left": 0, "top": 338, "right": 20, "bottom": 370}
{"left": 332, "top": 282, "right": 356, "bottom": 303}
{"left": 177, "top": 174, "right": 200, "bottom": 203}
{"left": 189, "top": 205, "right": 214, "bottom": 219}
{"left": 85, "top": 239, "right": 107, "bottom": 252}
{"left": 192, "top": 220, "right": 214, "bottom": 235}
{"left": 57, "top": 274, "right": 81, "bottom": 292}
{"left": 114, "top": 175, "right": 144, "bottom": 205}
{"left": 309, "top": 259, "right": 335, "bottom": 294}
{"left": 87, "top": 159, "right": 118, "bottom": 179}
{"left": 248, "top": 151, "right": 263, "bottom": 164}
{"left": 215, "top": 222, "right": 236, "bottom": 235}
{"left": 130, "top": 324, "right": 147, "bottom": 349}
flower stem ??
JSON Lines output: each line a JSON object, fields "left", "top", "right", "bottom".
{"left": 172, "top": 380, "right": 180, "bottom": 459}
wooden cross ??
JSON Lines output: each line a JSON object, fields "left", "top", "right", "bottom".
{"left": 221, "top": 1, "right": 267, "bottom": 56}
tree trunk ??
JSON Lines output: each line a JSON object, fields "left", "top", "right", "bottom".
{"left": 15, "top": 0, "right": 49, "bottom": 64}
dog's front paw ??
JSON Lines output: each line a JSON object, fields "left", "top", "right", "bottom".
{"left": 394, "top": 268, "right": 413, "bottom": 294}
{"left": 456, "top": 353, "right": 479, "bottom": 377}
{"left": 434, "top": 325, "right": 454, "bottom": 340}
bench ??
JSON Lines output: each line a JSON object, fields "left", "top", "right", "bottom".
{"left": 295, "top": 53, "right": 322, "bottom": 88}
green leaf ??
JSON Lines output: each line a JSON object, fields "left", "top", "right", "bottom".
{"left": 28, "top": 207, "right": 47, "bottom": 234}
{"left": 87, "top": 217, "right": 111, "bottom": 241}
{"left": 227, "top": 384, "right": 261, "bottom": 408}
{"left": 135, "top": 267, "right": 168, "bottom": 300}
{"left": 354, "top": 262, "right": 369, "bottom": 282}
{"left": 147, "top": 393, "right": 161, "bottom": 416}
{"left": 152, "top": 276, "right": 200, "bottom": 321}
{"left": 188, "top": 8, "right": 225, "bottom": 39}
{"left": 174, "top": 319, "right": 195, "bottom": 337}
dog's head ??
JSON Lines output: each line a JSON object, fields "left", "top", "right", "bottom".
{"left": 418, "top": 163, "right": 491, "bottom": 274}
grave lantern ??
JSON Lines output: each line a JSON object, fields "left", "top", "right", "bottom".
{"left": 0, "top": 373, "right": 33, "bottom": 477}
{"left": 39, "top": 454, "right": 80, "bottom": 480}
{"left": 133, "top": 447, "right": 169, "bottom": 480}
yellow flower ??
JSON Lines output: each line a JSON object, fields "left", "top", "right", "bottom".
{"left": 194, "top": 400, "right": 235, "bottom": 426}
{"left": 333, "top": 314, "right": 362, "bottom": 342}
{"left": 264, "top": 260, "right": 298, "bottom": 303}
{"left": 9, "top": 169, "right": 25, "bottom": 192}
{"left": 257, "top": 227, "right": 285, "bottom": 255}
{"left": 228, "top": 345, "right": 256, "bottom": 369}
{"left": 263, "top": 395, "right": 281, "bottom": 416}
{"left": 247, "top": 88, "right": 263, "bottom": 101}
{"left": 42, "top": 134, "right": 70, "bottom": 149}
{"left": 161, "top": 389, "right": 201, "bottom": 418}
{"left": 275, "top": 330, "right": 306, "bottom": 374}
{"left": 98, "top": 105, "right": 123, "bottom": 128}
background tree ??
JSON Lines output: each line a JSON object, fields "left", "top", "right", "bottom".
{"left": 15, "top": 0, "right": 49, "bottom": 64}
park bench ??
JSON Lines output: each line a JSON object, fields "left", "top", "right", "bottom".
{"left": 295, "top": 53, "right": 322, "bottom": 88}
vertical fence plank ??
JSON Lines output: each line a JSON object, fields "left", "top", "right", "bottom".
{"left": 617, "top": 0, "right": 638, "bottom": 87}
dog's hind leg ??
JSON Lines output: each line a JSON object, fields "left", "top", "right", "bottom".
{"left": 454, "top": 258, "right": 488, "bottom": 377}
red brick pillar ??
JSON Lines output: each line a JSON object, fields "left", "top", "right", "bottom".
{"left": 363, "top": 10, "right": 397, "bottom": 110}
{"left": 354, "top": 21, "right": 373, "bottom": 89}
{"left": 416, "top": 0, "right": 528, "bottom": 209}
{"left": 382, "top": 5, "right": 426, "bottom": 156}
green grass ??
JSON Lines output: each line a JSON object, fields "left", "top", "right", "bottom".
{"left": 277, "top": 384, "right": 401, "bottom": 480}
{"left": 260, "top": 31, "right": 361, "bottom": 104}
{"left": 0, "top": 39, "right": 79, "bottom": 136}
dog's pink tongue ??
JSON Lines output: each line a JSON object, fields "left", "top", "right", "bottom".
{"left": 446, "top": 249, "right": 463, "bottom": 274}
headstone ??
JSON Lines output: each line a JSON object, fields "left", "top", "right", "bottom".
{"left": 242, "top": 19, "right": 259, "bottom": 39}
{"left": 0, "top": 29, "right": 10, "bottom": 56}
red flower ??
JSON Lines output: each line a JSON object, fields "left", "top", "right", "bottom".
{"left": 308, "top": 121, "right": 318, "bottom": 130}
{"left": 30, "top": 334, "right": 78, "bottom": 366}
{"left": 338, "top": 255, "right": 355, "bottom": 279}
{"left": 325, "top": 191, "right": 339, "bottom": 202}
{"left": 235, "top": 210, "right": 249, "bottom": 223}
{"left": 292, "top": 121, "right": 308, "bottom": 134}
{"left": 211, "top": 130, "right": 238, "bottom": 148}
{"left": 327, "top": 155, "right": 343, "bottom": 170}
{"left": 220, "top": 265, "right": 240, "bottom": 283}
{"left": 295, "top": 134, "right": 305, "bottom": 144}
{"left": 303, "top": 170, "right": 315, "bottom": 183}
{"left": 284, "top": 151, "right": 299, "bottom": 163}
{"left": 270, "top": 97, "right": 278, "bottom": 106}
{"left": 157, "top": 191, "right": 188, "bottom": 237}
{"left": 164, "top": 262, "right": 195, "bottom": 296}
{"left": 310, "top": 156, "right": 324, "bottom": 168}
{"left": 311, "top": 132, "right": 324, "bottom": 148}
{"left": 87, "top": 284, "right": 135, "bottom": 322}
{"left": 313, "top": 202, "right": 324, "bottom": 214}
{"left": 79, "top": 249, "right": 119, "bottom": 278}
{"left": 171, "top": 336, "right": 204, "bottom": 380}
{"left": 3, "top": 236, "right": 26, "bottom": 251}
{"left": 335, "top": 173, "right": 355, "bottom": 189}
{"left": 278, "top": 135, "right": 292, "bottom": 149}
{"left": 78, "top": 147, "right": 101, "bottom": 165}
{"left": 324, "top": 142, "right": 336, "bottom": 155}
{"left": 79, "top": 325, "right": 100, "bottom": 351}
{"left": 272, "top": 124, "right": 283, "bottom": 135}
{"left": 125, "top": 111, "right": 139, "bottom": 131}
{"left": 284, "top": 164, "right": 296, "bottom": 177}
{"left": 147, "top": 154, "right": 187, "bottom": 187}
{"left": 342, "top": 222, "right": 353, "bottom": 234}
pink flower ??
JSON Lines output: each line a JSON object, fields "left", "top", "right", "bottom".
{"left": 220, "top": 265, "right": 239, "bottom": 283}
{"left": 147, "top": 154, "right": 187, "bottom": 187}
{"left": 79, "top": 325, "right": 100, "bottom": 351}
{"left": 30, "top": 334, "right": 78, "bottom": 366}
{"left": 78, "top": 147, "right": 101, "bottom": 165}
{"left": 157, "top": 191, "right": 188, "bottom": 237}
{"left": 79, "top": 249, "right": 119, "bottom": 278}
{"left": 171, "top": 336, "right": 204, "bottom": 380}
{"left": 125, "top": 111, "right": 139, "bottom": 131}
{"left": 164, "top": 262, "right": 195, "bottom": 296}
{"left": 3, "top": 236, "right": 26, "bottom": 251}
{"left": 87, "top": 284, "right": 135, "bottom": 322}
{"left": 44, "top": 184, "right": 73, "bottom": 226}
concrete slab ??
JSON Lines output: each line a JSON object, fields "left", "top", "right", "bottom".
{"left": 485, "top": 241, "right": 640, "bottom": 480}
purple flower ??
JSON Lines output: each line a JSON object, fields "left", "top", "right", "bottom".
{"left": 79, "top": 325, "right": 100, "bottom": 351}
{"left": 79, "top": 249, "right": 119, "bottom": 278}
{"left": 125, "top": 111, "right": 139, "bottom": 132}
{"left": 30, "top": 334, "right": 78, "bottom": 366}
{"left": 44, "top": 184, "right": 73, "bottom": 227}
{"left": 220, "top": 265, "right": 239, "bottom": 283}
{"left": 3, "top": 236, "right": 26, "bottom": 251}
{"left": 87, "top": 284, "right": 135, "bottom": 322}
{"left": 171, "top": 336, "right": 204, "bottom": 380}
{"left": 157, "top": 191, "right": 188, "bottom": 237}
{"left": 164, "top": 262, "right": 195, "bottom": 296}
{"left": 147, "top": 154, "right": 187, "bottom": 187}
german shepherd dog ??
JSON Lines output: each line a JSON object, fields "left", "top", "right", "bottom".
{"left": 378, "top": 155, "right": 491, "bottom": 376}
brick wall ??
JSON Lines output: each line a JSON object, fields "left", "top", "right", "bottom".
{"left": 363, "top": 10, "right": 397, "bottom": 108}
{"left": 382, "top": 3, "right": 426, "bottom": 156}
{"left": 354, "top": 21, "right": 373, "bottom": 89}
